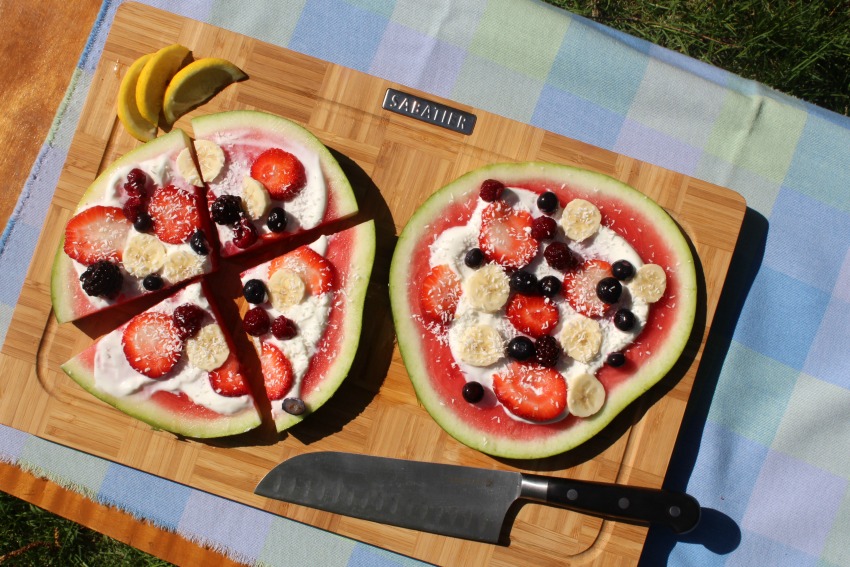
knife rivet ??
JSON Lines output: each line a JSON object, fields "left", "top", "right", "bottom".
{"left": 618, "top": 497, "right": 630, "bottom": 510}
{"left": 567, "top": 489, "right": 578, "bottom": 501}
{"left": 669, "top": 505, "right": 681, "bottom": 518}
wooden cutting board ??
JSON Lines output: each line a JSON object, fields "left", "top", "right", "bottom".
{"left": 0, "top": 3, "right": 746, "bottom": 565}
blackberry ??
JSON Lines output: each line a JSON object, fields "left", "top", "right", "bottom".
{"left": 479, "top": 179, "right": 505, "bottom": 202}
{"left": 242, "top": 279, "right": 267, "bottom": 304}
{"left": 189, "top": 230, "right": 209, "bottom": 255}
{"left": 506, "top": 336, "right": 535, "bottom": 361}
{"left": 172, "top": 303, "right": 206, "bottom": 340}
{"left": 242, "top": 306, "right": 270, "bottom": 336}
{"left": 614, "top": 308, "right": 636, "bottom": 331}
{"left": 543, "top": 242, "right": 579, "bottom": 271}
{"left": 266, "top": 207, "right": 288, "bottom": 233}
{"left": 282, "top": 397, "right": 307, "bottom": 415}
{"left": 538, "top": 275, "right": 562, "bottom": 297}
{"left": 606, "top": 352, "right": 626, "bottom": 367}
{"left": 596, "top": 277, "right": 622, "bottom": 304}
{"left": 464, "top": 248, "right": 485, "bottom": 268}
{"left": 530, "top": 216, "right": 557, "bottom": 240}
{"left": 79, "top": 261, "right": 122, "bottom": 297}
{"left": 612, "top": 260, "right": 635, "bottom": 280}
{"left": 536, "top": 191, "right": 559, "bottom": 214}
{"left": 133, "top": 212, "right": 153, "bottom": 233}
{"left": 271, "top": 315, "right": 298, "bottom": 340}
{"left": 210, "top": 194, "right": 243, "bottom": 225}
{"left": 534, "top": 335, "right": 561, "bottom": 367}
{"left": 142, "top": 274, "right": 163, "bottom": 291}
{"left": 462, "top": 381, "right": 485, "bottom": 403}
{"left": 509, "top": 270, "right": 538, "bottom": 294}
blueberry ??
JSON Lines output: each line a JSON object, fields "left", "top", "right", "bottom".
{"left": 464, "top": 248, "right": 485, "bottom": 268}
{"left": 266, "top": 206, "right": 288, "bottom": 233}
{"left": 462, "top": 381, "right": 485, "bottom": 403}
{"left": 612, "top": 260, "right": 635, "bottom": 281}
{"left": 243, "top": 279, "right": 267, "bottom": 304}
{"left": 536, "top": 191, "right": 559, "bottom": 215}
{"left": 596, "top": 277, "right": 622, "bottom": 304}
{"left": 133, "top": 212, "right": 152, "bottom": 232}
{"left": 282, "top": 397, "right": 307, "bottom": 415}
{"left": 189, "top": 230, "right": 209, "bottom": 255}
{"left": 538, "top": 275, "right": 562, "bottom": 297}
{"left": 509, "top": 270, "right": 538, "bottom": 294}
{"left": 142, "top": 273, "right": 163, "bottom": 291}
{"left": 606, "top": 352, "right": 626, "bottom": 367}
{"left": 614, "top": 308, "right": 636, "bottom": 331}
{"left": 506, "top": 336, "right": 535, "bottom": 361}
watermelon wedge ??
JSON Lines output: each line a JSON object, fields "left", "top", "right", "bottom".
{"left": 389, "top": 162, "right": 698, "bottom": 459}
{"left": 239, "top": 220, "right": 376, "bottom": 432}
{"left": 61, "top": 281, "right": 262, "bottom": 438}
{"left": 190, "top": 110, "right": 359, "bottom": 257}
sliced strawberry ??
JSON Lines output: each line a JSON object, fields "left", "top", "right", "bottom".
{"left": 250, "top": 148, "right": 307, "bottom": 200}
{"left": 122, "top": 311, "right": 183, "bottom": 379}
{"left": 208, "top": 353, "right": 251, "bottom": 397}
{"left": 148, "top": 184, "right": 202, "bottom": 244}
{"left": 260, "top": 342, "right": 294, "bottom": 401}
{"left": 419, "top": 264, "right": 462, "bottom": 325}
{"left": 506, "top": 293, "right": 559, "bottom": 338}
{"left": 563, "top": 259, "right": 613, "bottom": 317}
{"left": 493, "top": 362, "right": 567, "bottom": 422}
{"left": 63, "top": 205, "right": 132, "bottom": 265}
{"left": 269, "top": 246, "right": 336, "bottom": 295}
{"left": 478, "top": 200, "right": 538, "bottom": 269}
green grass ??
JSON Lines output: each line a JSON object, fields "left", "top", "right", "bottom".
{"left": 3, "top": 2, "right": 848, "bottom": 565}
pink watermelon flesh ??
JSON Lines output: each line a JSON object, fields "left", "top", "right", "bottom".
{"left": 389, "top": 162, "right": 698, "bottom": 459}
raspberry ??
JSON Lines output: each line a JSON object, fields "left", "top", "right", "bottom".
{"left": 271, "top": 315, "right": 298, "bottom": 340}
{"left": 534, "top": 335, "right": 561, "bottom": 367}
{"left": 124, "top": 168, "right": 147, "bottom": 197}
{"left": 172, "top": 303, "right": 206, "bottom": 340}
{"left": 122, "top": 196, "right": 146, "bottom": 223}
{"left": 79, "top": 260, "right": 123, "bottom": 297}
{"left": 543, "top": 242, "right": 580, "bottom": 271}
{"left": 479, "top": 179, "right": 505, "bottom": 202}
{"left": 210, "top": 194, "right": 243, "bottom": 225}
{"left": 232, "top": 217, "right": 258, "bottom": 249}
{"left": 243, "top": 306, "right": 270, "bottom": 336}
{"left": 530, "top": 216, "right": 557, "bottom": 240}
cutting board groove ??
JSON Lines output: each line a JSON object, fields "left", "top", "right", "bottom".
{"left": 0, "top": 3, "right": 746, "bottom": 565}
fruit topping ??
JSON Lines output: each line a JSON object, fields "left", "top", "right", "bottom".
{"left": 162, "top": 250, "right": 204, "bottom": 283}
{"left": 267, "top": 270, "right": 305, "bottom": 310}
{"left": 208, "top": 354, "right": 250, "bottom": 397}
{"left": 172, "top": 303, "right": 206, "bottom": 340}
{"left": 420, "top": 264, "right": 462, "bottom": 325}
{"left": 210, "top": 194, "right": 243, "bottom": 225}
{"left": 260, "top": 342, "right": 293, "bottom": 400}
{"left": 563, "top": 259, "right": 613, "bottom": 317}
{"left": 478, "top": 200, "right": 538, "bottom": 269}
{"left": 542, "top": 241, "right": 580, "bottom": 271}
{"left": 613, "top": 308, "right": 636, "bottom": 331}
{"left": 530, "top": 216, "right": 557, "bottom": 240}
{"left": 242, "top": 279, "right": 267, "bottom": 304}
{"left": 122, "top": 196, "right": 146, "bottom": 224}
{"left": 242, "top": 176, "right": 271, "bottom": 220}
{"left": 534, "top": 335, "right": 562, "bottom": 368}
{"left": 186, "top": 323, "right": 230, "bottom": 371}
{"left": 606, "top": 352, "right": 626, "bottom": 367}
{"left": 125, "top": 168, "right": 148, "bottom": 195}
{"left": 506, "top": 336, "right": 535, "bottom": 361}
{"left": 493, "top": 362, "right": 567, "bottom": 422}
{"left": 506, "top": 294, "right": 559, "bottom": 339}
{"left": 538, "top": 275, "right": 562, "bottom": 297}
{"left": 456, "top": 324, "right": 503, "bottom": 367}
{"left": 133, "top": 212, "right": 153, "bottom": 233}
{"left": 232, "top": 216, "right": 259, "bottom": 249}
{"left": 567, "top": 373, "right": 605, "bottom": 417}
{"left": 148, "top": 185, "right": 202, "bottom": 244}
{"left": 464, "top": 263, "right": 510, "bottom": 312}
{"left": 631, "top": 264, "right": 667, "bottom": 303}
{"left": 561, "top": 198, "right": 601, "bottom": 241}
{"left": 509, "top": 270, "right": 538, "bottom": 294}
{"left": 266, "top": 206, "right": 288, "bottom": 233}
{"left": 142, "top": 274, "right": 163, "bottom": 291}
{"left": 64, "top": 205, "right": 131, "bottom": 265}
{"left": 536, "top": 191, "right": 559, "bottom": 214}
{"left": 464, "top": 247, "right": 485, "bottom": 268}
{"left": 189, "top": 230, "right": 209, "bottom": 255}
{"left": 282, "top": 397, "right": 307, "bottom": 415}
{"left": 479, "top": 179, "right": 505, "bottom": 202}
{"left": 271, "top": 315, "right": 298, "bottom": 340}
{"left": 560, "top": 316, "right": 603, "bottom": 363}
{"left": 122, "top": 311, "right": 182, "bottom": 379}
{"left": 269, "top": 247, "right": 335, "bottom": 296}
{"left": 462, "top": 381, "right": 485, "bottom": 403}
{"left": 243, "top": 306, "right": 270, "bottom": 336}
{"left": 596, "top": 276, "right": 622, "bottom": 304}
{"left": 180, "top": 140, "right": 225, "bottom": 186}
{"left": 612, "top": 259, "right": 635, "bottom": 280}
{"left": 79, "top": 260, "right": 123, "bottom": 298}
{"left": 122, "top": 233, "right": 166, "bottom": 278}
{"left": 250, "top": 148, "right": 307, "bottom": 200}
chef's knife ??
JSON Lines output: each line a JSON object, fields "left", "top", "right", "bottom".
{"left": 255, "top": 451, "right": 700, "bottom": 543}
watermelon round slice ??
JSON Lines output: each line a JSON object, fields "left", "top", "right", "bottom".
{"left": 389, "top": 162, "right": 698, "bottom": 459}
{"left": 51, "top": 129, "right": 218, "bottom": 323}
{"left": 60, "top": 281, "right": 262, "bottom": 438}
{"left": 239, "top": 220, "right": 376, "bottom": 432}
{"left": 190, "top": 110, "right": 359, "bottom": 257}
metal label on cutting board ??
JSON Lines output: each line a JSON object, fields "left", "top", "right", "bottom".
{"left": 382, "top": 88, "right": 476, "bottom": 135}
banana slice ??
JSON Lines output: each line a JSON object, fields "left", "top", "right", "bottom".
{"left": 463, "top": 263, "right": 510, "bottom": 312}
{"left": 194, "top": 140, "right": 225, "bottom": 183}
{"left": 186, "top": 324, "right": 230, "bottom": 372}
{"left": 268, "top": 269, "right": 305, "bottom": 311}
{"left": 559, "top": 316, "right": 603, "bottom": 363}
{"left": 176, "top": 147, "right": 203, "bottom": 186}
{"left": 455, "top": 324, "right": 503, "bottom": 367}
{"left": 123, "top": 233, "right": 166, "bottom": 277}
{"left": 162, "top": 250, "right": 204, "bottom": 283}
{"left": 561, "top": 198, "right": 601, "bottom": 241}
{"left": 241, "top": 176, "right": 271, "bottom": 220}
{"left": 630, "top": 263, "right": 667, "bottom": 303}
{"left": 567, "top": 372, "right": 606, "bottom": 417}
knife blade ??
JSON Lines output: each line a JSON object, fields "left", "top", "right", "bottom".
{"left": 255, "top": 451, "right": 700, "bottom": 543}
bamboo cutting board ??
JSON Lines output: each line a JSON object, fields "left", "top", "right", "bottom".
{"left": 0, "top": 3, "right": 746, "bottom": 565}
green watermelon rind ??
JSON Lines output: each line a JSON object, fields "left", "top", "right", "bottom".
{"left": 273, "top": 220, "right": 377, "bottom": 432}
{"left": 389, "top": 162, "right": 698, "bottom": 460}
{"left": 50, "top": 129, "right": 197, "bottom": 324}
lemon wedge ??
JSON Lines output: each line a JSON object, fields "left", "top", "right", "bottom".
{"left": 136, "top": 43, "right": 192, "bottom": 125}
{"left": 116, "top": 53, "right": 157, "bottom": 141}
{"left": 162, "top": 57, "right": 247, "bottom": 124}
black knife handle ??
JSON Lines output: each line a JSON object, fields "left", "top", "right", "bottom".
{"left": 522, "top": 474, "right": 701, "bottom": 534}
